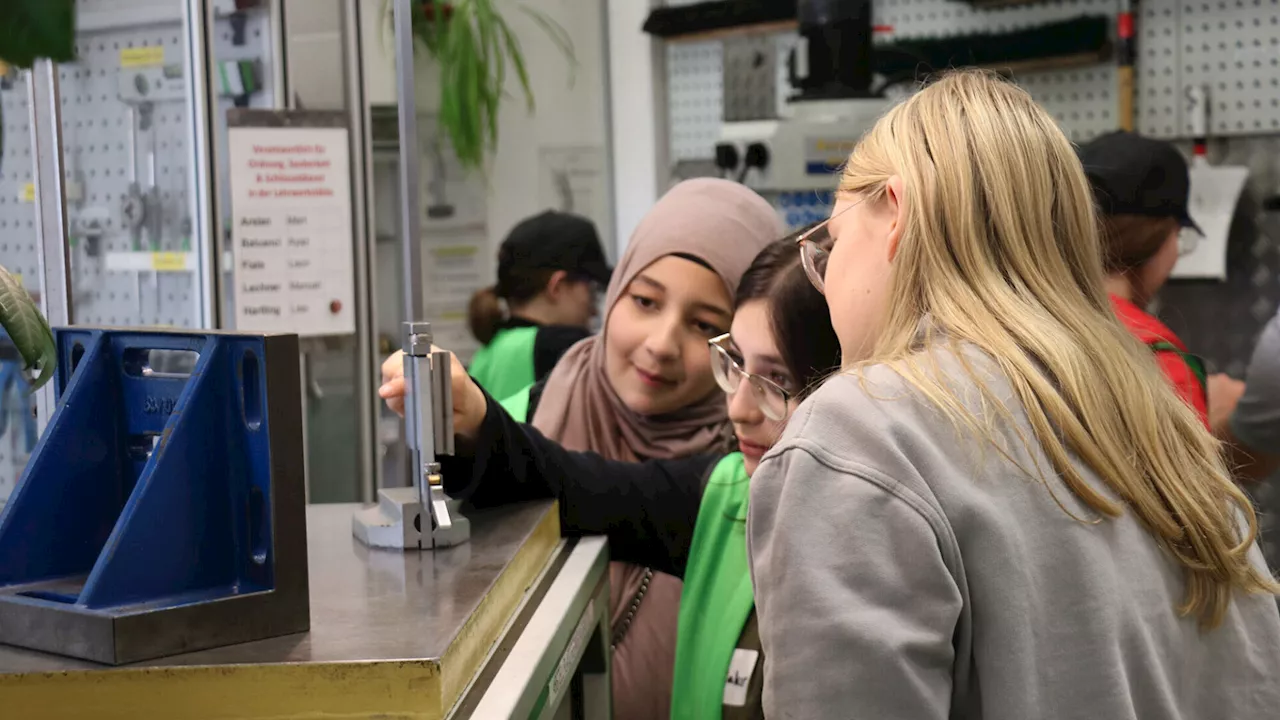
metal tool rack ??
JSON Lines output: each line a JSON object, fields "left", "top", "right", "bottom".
{"left": 0, "top": 0, "right": 282, "bottom": 502}
{"left": 663, "top": 0, "right": 1280, "bottom": 221}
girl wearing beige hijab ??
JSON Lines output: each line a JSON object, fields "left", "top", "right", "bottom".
{"left": 529, "top": 178, "right": 779, "bottom": 720}
{"left": 381, "top": 178, "right": 779, "bottom": 718}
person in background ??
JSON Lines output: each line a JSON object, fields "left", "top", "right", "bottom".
{"left": 748, "top": 71, "right": 1280, "bottom": 720}
{"left": 1078, "top": 131, "right": 1209, "bottom": 426}
{"left": 431, "top": 230, "right": 838, "bottom": 720}
{"left": 383, "top": 177, "right": 781, "bottom": 720}
{"left": 1207, "top": 313, "right": 1280, "bottom": 482}
{"left": 466, "top": 210, "right": 611, "bottom": 401}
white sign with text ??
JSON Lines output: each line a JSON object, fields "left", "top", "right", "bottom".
{"left": 228, "top": 126, "right": 356, "bottom": 336}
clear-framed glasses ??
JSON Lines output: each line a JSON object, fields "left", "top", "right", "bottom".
{"left": 797, "top": 227, "right": 830, "bottom": 294}
{"left": 794, "top": 196, "right": 864, "bottom": 294}
{"left": 708, "top": 334, "right": 790, "bottom": 422}
{"left": 1177, "top": 227, "right": 1201, "bottom": 257}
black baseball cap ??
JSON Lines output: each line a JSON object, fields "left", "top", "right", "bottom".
{"left": 496, "top": 211, "right": 612, "bottom": 296}
{"left": 1077, "top": 131, "right": 1202, "bottom": 234}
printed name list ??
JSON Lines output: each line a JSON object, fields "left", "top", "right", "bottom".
{"left": 228, "top": 123, "right": 356, "bottom": 337}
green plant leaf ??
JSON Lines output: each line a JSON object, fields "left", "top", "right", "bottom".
{"left": 0, "top": 0, "right": 77, "bottom": 69}
{"left": 402, "top": 0, "right": 577, "bottom": 171}
{"left": 495, "top": 18, "right": 533, "bottom": 110}
{"left": 0, "top": 266, "right": 56, "bottom": 390}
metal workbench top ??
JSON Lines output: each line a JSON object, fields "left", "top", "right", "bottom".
{"left": 0, "top": 500, "right": 563, "bottom": 719}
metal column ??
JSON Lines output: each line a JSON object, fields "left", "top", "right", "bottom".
{"left": 393, "top": 0, "right": 426, "bottom": 323}
{"left": 26, "top": 60, "right": 72, "bottom": 431}
{"left": 343, "top": 0, "right": 379, "bottom": 500}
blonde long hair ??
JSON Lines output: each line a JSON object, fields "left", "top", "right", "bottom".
{"left": 839, "top": 69, "right": 1277, "bottom": 628}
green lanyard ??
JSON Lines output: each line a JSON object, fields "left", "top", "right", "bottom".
{"left": 1149, "top": 340, "right": 1207, "bottom": 394}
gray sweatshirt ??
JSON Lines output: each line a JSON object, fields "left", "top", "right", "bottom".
{"left": 747, "top": 345, "right": 1280, "bottom": 720}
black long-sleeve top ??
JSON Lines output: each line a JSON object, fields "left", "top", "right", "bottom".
{"left": 439, "top": 389, "right": 723, "bottom": 579}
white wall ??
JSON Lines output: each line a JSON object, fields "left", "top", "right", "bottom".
{"left": 606, "top": 0, "right": 665, "bottom": 257}
{"left": 358, "top": 0, "right": 616, "bottom": 264}
{"left": 284, "top": 0, "right": 345, "bottom": 109}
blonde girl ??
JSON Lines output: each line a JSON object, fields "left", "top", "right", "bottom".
{"left": 747, "top": 70, "right": 1280, "bottom": 719}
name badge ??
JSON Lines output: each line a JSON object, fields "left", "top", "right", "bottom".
{"left": 722, "top": 648, "right": 760, "bottom": 707}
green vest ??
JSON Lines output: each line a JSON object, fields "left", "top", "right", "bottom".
{"left": 468, "top": 326, "right": 538, "bottom": 402}
{"left": 498, "top": 383, "right": 533, "bottom": 422}
{"left": 670, "top": 453, "right": 753, "bottom": 720}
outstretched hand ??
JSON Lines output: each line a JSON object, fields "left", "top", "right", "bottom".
{"left": 1207, "top": 373, "right": 1246, "bottom": 438}
{"left": 378, "top": 348, "right": 488, "bottom": 439}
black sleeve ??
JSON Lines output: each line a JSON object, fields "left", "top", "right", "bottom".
{"left": 527, "top": 377, "right": 546, "bottom": 418}
{"left": 440, "top": 388, "right": 718, "bottom": 579}
{"left": 532, "top": 325, "right": 593, "bottom": 380}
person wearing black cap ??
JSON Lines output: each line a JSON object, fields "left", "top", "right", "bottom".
{"left": 467, "top": 210, "right": 612, "bottom": 400}
{"left": 1079, "top": 130, "right": 1209, "bottom": 427}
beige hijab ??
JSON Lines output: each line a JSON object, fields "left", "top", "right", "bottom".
{"left": 531, "top": 178, "right": 782, "bottom": 461}
{"left": 531, "top": 178, "right": 780, "bottom": 720}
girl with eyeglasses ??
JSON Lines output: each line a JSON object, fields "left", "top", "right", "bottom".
{"left": 1078, "top": 131, "right": 1210, "bottom": 426}
{"left": 382, "top": 178, "right": 782, "bottom": 720}
{"left": 748, "top": 71, "right": 1280, "bottom": 720}
{"left": 412, "top": 230, "right": 838, "bottom": 720}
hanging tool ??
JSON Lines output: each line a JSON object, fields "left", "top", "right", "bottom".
{"left": 1170, "top": 85, "right": 1248, "bottom": 280}
{"left": 1117, "top": 0, "right": 1136, "bottom": 131}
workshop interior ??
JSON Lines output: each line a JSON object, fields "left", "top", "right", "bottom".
{"left": 0, "top": 0, "right": 1278, "bottom": 717}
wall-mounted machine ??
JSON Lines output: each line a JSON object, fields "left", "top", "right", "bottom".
{"left": 716, "top": 0, "right": 889, "bottom": 192}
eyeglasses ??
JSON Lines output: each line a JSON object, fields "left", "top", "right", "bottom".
{"left": 1177, "top": 227, "right": 1201, "bottom": 257}
{"left": 796, "top": 225, "right": 830, "bottom": 294}
{"left": 708, "top": 334, "right": 790, "bottom": 421}
{"left": 794, "top": 197, "right": 863, "bottom": 295}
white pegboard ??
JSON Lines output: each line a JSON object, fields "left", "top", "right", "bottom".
{"left": 0, "top": 88, "right": 39, "bottom": 284}
{"left": 1136, "top": 0, "right": 1182, "bottom": 137}
{"left": 667, "top": 41, "right": 723, "bottom": 161}
{"left": 1172, "top": 0, "right": 1280, "bottom": 137}
{"left": 1017, "top": 66, "right": 1119, "bottom": 142}
{"left": 62, "top": 24, "right": 195, "bottom": 327}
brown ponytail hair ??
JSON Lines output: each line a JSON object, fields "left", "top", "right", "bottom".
{"left": 468, "top": 286, "right": 505, "bottom": 345}
{"left": 468, "top": 267, "right": 563, "bottom": 345}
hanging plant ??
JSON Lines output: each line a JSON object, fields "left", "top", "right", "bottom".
{"left": 387, "top": 0, "right": 575, "bottom": 170}
{"left": 0, "top": 0, "right": 76, "bottom": 389}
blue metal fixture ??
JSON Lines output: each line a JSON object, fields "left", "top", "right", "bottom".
{"left": 0, "top": 328, "right": 309, "bottom": 665}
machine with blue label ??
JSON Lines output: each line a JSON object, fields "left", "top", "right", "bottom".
{"left": 0, "top": 327, "right": 309, "bottom": 665}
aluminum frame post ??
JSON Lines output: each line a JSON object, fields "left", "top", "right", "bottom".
{"left": 27, "top": 60, "right": 72, "bottom": 432}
